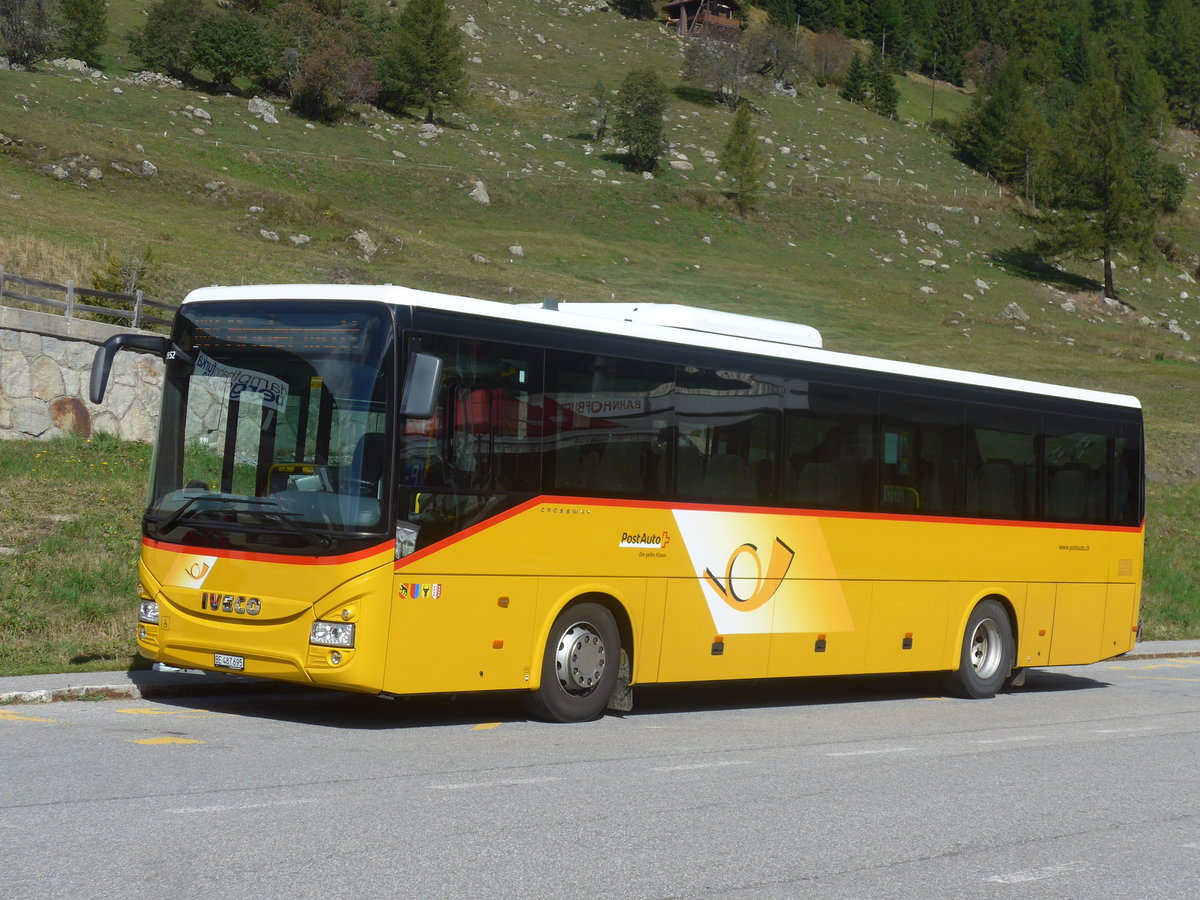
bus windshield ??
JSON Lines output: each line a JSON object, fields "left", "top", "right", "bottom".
{"left": 146, "top": 300, "right": 395, "bottom": 555}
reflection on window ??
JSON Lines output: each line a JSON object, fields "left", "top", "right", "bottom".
{"left": 785, "top": 383, "right": 875, "bottom": 511}
{"left": 545, "top": 351, "right": 674, "bottom": 498}
{"left": 675, "top": 367, "right": 781, "bottom": 504}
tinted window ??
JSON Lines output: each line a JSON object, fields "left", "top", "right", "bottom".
{"left": 674, "top": 367, "right": 782, "bottom": 504}
{"left": 878, "top": 392, "right": 964, "bottom": 515}
{"left": 967, "top": 404, "right": 1040, "bottom": 519}
{"left": 544, "top": 350, "right": 674, "bottom": 498}
{"left": 784, "top": 382, "right": 876, "bottom": 511}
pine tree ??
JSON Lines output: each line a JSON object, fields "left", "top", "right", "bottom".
{"left": 928, "top": 0, "right": 974, "bottom": 85}
{"left": 613, "top": 68, "right": 667, "bottom": 172}
{"left": 840, "top": 51, "right": 868, "bottom": 103}
{"left": 722, "top": 103, "right": 763, "bottom": 214}
{"left": 59, "top": 0, "right": 106, "bottom": 67}
{"left": 994, "top": 99, "right": 1053, "bottom": 208}
{"left": 1152, "top": 0, "right": 1200, "bottom": 127}
{"left": 377, "top": 0, "right": 466, "bottom": 123}
{"left": 767, "top": 0, "right": 796, "bottom": 28}
{"left": 868, "top": 48, "right": 898, "bottom": 117}
{"left": 1038, "top": 79, "right": 1155, "bottom": 300}
{"left": 960, "top": 54, "right": 1026, "bottom": 175}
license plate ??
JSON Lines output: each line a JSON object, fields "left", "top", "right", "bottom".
{"left": 214, "top": 653, "right": 244, "bottom": 671}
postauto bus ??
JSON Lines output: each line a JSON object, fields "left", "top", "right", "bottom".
{"left": 90, "top": 284, "right": 1144, "bottom": 722}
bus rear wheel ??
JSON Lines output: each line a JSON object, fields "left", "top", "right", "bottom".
{"left": 525, "top": 602, "right": 620, "bottom": 723}
{"left": 943, "top": 599, "right": 1014, "bottom": 699}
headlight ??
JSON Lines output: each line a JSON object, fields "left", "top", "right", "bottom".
{"left": 138, "top": 600, "right": 160, "bottom": 624}
{"left": 310, "top": 621, "right": 355, "bottom": 648}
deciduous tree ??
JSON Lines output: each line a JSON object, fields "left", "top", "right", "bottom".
{"left": 128, "top": 0, "right": 204, "bottom": 79}
{"left": 190, "top": 8, "right": 271, "bottom": 88}
{"left": 0, "top": 0, "right": 60, "bottom": 66}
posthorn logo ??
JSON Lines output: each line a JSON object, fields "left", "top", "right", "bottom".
{"left": 704, "top": 538, "right": 796, "bottom": 612}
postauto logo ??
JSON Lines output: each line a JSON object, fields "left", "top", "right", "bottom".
{"left": 703, "top": 538, "right": 796, "bottom": 612}
{"left": 619, "top": 530, "right": 670, "bottom": 549}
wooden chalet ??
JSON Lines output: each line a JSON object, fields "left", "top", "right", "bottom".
{"left": 664, "top": 0, "right": 743, "bottom": 40}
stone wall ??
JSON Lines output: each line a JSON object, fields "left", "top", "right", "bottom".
{"left": 0, "top": 306, "right": 163, "bottom": 443}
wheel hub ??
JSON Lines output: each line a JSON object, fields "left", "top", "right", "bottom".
{"left": 555, "top": 622, "right": 606, "bottom": 694}
{"left": 969, "top": 617, "right": 1003, "bottom": 679}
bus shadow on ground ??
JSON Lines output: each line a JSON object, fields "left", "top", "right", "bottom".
{"left": 135, "top": 667, "right": 1109, "bottom": 729}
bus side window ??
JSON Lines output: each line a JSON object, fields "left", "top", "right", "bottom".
{"left": 966, "top": 404, "right": 1040, "bottom": 520}
{"left": 879, "top": 392, "right": 965, "bottom": 516}
{"left": 1042, "top": 415, "right": 1111, "bottom": 524}
{"left": 784, "top": 383, "right": 875, "bottom": 512}
{"left": 544, "top": 350, "right": 674, "bottom": 499}
{"left": 674, "top": 367, "right": 782, "bottom": 505}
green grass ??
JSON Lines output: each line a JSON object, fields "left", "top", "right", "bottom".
{"left": 0, "top": 436, "right": 151, "bottom": 675}
{"left": 1, "top": 0, "right": 1199, "bottom": 667}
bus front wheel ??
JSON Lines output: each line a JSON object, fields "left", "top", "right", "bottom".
{"left": 943, "top": 599, "right": 1014, "bottom": 699}
{"left": 525, "top": 602, "right": 620, "bottom": 723}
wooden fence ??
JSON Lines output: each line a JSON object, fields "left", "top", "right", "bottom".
{"left": 0, "top": 266, "right": 174, "bottom": 330}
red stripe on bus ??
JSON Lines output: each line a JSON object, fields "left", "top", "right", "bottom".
{"left": 394, "top": 497, "right": 544, "bottom": 570}
{"left": 142, "top": 537, "right": 394, "bottom": 566}
{"left": 392, "top": 494, "right": 1142, "bottom": 571}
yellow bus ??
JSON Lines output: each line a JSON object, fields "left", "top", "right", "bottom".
{"left": 90, "top": 285, "right": 1144, "bottom": 722}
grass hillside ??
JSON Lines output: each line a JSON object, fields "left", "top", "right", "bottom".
{"left": 1, "top": 1, "right": 1199, "bottom": 674}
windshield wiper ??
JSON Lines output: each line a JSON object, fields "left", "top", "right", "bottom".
{"left": 256, "top": 508, "right": 332, "bottom": 549}
{"left": 154, "top": 493, "right": 221, "bottom": 534}
{"left": 153, "top": 495, "right": 331, "bottom": 549}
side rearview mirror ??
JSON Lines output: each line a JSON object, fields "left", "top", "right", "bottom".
{"left": 90, "top": 334, "right": 191, "bottom": 404}
{"left": 399, "top": 352, "right": 443, "bottom": 419}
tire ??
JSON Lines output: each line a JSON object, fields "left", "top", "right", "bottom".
{"left": 943, "top": 599, "right": 1014, "bottom": 699}
{"left": 524, "top": 601, "right": 620, "bottom": 723}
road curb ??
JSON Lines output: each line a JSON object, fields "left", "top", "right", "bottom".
{"left": 0, "top": 673, "right": 298, "bottom": 706}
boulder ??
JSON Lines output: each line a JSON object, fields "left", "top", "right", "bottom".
{"left": 468, "top": 181, "right": 491, "bottom": 205}
{"left": 248, "top": 97, "right": 278, "bottom": 125}
{"left": 1000, "top": 302, "right": 1030, "bottom": 323}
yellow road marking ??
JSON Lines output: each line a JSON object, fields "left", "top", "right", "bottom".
{"left": 1128, "top": 675, "right": 1200, "bottom": 684}
{"left": 0, "top": 709, "right": 59, "bottom": 724}
{"left": 1108, "top": 660, "right": 1200, "bottom": 671}
{"left": 130, "top": 736, "right": 204, "bottom": 745}
{"left": 471, "top": 722, "right": 503, "bottom": 731}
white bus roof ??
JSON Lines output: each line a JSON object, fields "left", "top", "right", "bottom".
{"left": 180, "top": 283, "right": 1141, "bottom": 410}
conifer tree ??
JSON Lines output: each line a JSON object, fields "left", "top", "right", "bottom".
{"left": 722, "top": 103, "right": 763, "bottom": 215}
{"left": 994, "top": 99, "right": 1052, "bottom": 208}
{"left": 1038, "top": 79, "right": 1155, "bottom": 300}
{"left": 377, "top": 0, "right": 466, "bottom": 123}
{"left": 840, "top": 51, "right": 868, "bottom": 104}
{"left": 767, "top": 0, "right": 796, "bottom": 28}
{"left": 868, "top": 48, "right": 898, "bottom": 117}
{"left": 613, "top": 67, "right": 667, "bottom": 172}
{"left": 59, "top": 0, "right": 106, "bottom": 67}
{"left": 1152, "top": 0, "right": 1200, "bottom": 127}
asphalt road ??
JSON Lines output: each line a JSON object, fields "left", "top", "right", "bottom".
{"left": 3, "top": 658, "right": 1199, "bottom": 899}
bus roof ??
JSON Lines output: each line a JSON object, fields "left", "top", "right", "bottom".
{"left": 180, "top": 283, "right": 1141, "bottom": 411}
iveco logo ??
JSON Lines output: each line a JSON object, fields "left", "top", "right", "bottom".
{"left": 201, "top": 592, "right": 262, "bottom": 616}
